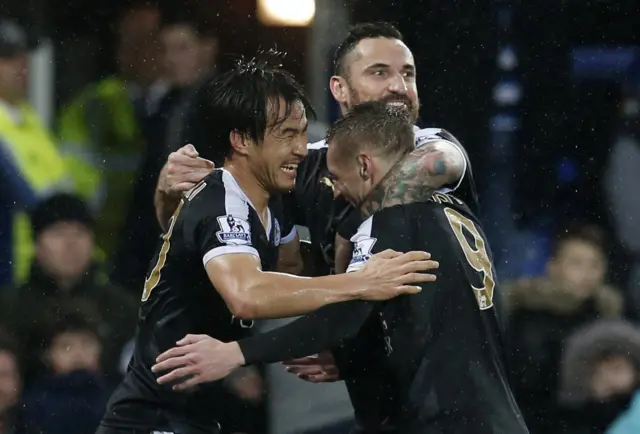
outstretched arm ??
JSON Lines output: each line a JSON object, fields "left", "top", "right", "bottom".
{"left": 360, "top": 139, "right": 466, "bottom": 218}
{"left": 152, "top": 296, "right": 375, "bottom": 390}
{"left": 207, "top": 250, "right": 431, "bottom": 319}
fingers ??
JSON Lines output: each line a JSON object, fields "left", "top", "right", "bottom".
{"left": 395, "top": 285, "right": 423, "bottom": 295}
{"left": 177, "top": 334, "right": 209, "bottom": 346}
{"left": 178, "top": 144, "right": 199, "bottom": 157}
{"left": 154, "top": 345, "right": 192, "bottom": 364}
{"left": 285, "top": 365, "right": 325, "bottom": 376}
{"left": 157, "top": 365, "right": 195, "bottom": 385}
{"left": 297, "top": 373, "right": 339, "bottom": 383}
{"left": 168, "top": 151, "right": 213, "bottom": 170}
{"left": 370, "top": 249, "right": 402, "bottom": 260}
{"left": 401, "top": 260, "right": 440, "bottom": 274}
{"left": 391, "top": 251, "right": 432, "bottom": 262}
{"left": 282, "top": 356, "right": 323, "bottom": 366}
{"left": 197, "top": 157, "right": 215, "bottom": 169}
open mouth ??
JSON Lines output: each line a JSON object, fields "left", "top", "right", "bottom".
{"left": 281, "top": 164, "right": 298, "bottom": 174}
{"left": 386, "top": 100, "right": 409, "bottom": 109}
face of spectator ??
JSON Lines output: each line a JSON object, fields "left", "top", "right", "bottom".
{"left": 548, "top": 239, "right": 607, "bottom": 298}
{"left": 591, "top": 355, "right": 637, "bottom": 401}
{"left": 35, "top": 222, "right": 93, "bottom": 285}
{"left": 0, "top": 53, "right": 28, "bottom": 103}
{"left": 161, "top": 24, "right": 214, "bottom": 87}
{"left": 48, "top": 331, "right": 100, "bottom": 375}
{"left": 0, "top": 350, "right": 20, "bottom": 413}
{"left": 116, "top": 6, "right": 162, "bottom": 86}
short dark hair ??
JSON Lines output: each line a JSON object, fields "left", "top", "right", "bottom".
{"left": 187, "top": 57, "right": 315, "bottom": 166}
{"left": 326, "top": 100, "right": 414, "bottom": 160}
{"left": 333, "top": 22, "right": 403, "bottom": 76}
{"left": 551, "top": 223, "right": 608, "bottom": 258}
{"left": 43, "top": 304, "right": 101, "bottom": 350}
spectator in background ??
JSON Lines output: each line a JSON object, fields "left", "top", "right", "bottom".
{"left": 57, "top": 2, "right": 168, "bottom": 266}
{"left": 22, "top": 309, "right": 110, "bottom": 434}
{"left": 556, "top": 320, "right": 640, "bottom": 434}
{"left": 504, "top": 223, "right": 624, "bottom": 433}
{"left": 0, "top": 193, "right": 137, "bottom": 385}
{"left": 0, "top": 331, "right": 31, "bottom": 434}
{"left": 0, "top": 18, "right": 70, "bottom": 287}
{"left": 111, "top": 12, "right": 219, "bottom": 290}
{"left": 604, "top": 66, "right": 640, "bottom": 317}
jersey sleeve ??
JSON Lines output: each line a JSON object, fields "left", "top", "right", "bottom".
{"left": 181, "top": 182, "right": 260, "bottom": 266}
{"left": 238, "top": 299, "right": 375, "bottom": 365}
{"left": 415, "top": 128, "right": 468, "bottom": 193}
{"left": 346, "top": 206, "right": 413, "bottom": 273}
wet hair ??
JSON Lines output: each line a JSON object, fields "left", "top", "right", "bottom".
{"left": 326, "top": 100, "right": 414, "bottom": 160}
{"left": 333, "top": 21, "right": 403, "bottom": 76}
{"left": 551, "top": 223, "right": 608, "bottom": 258}
{"left": 187, "top": 55, "right": 315, "bottom": 166}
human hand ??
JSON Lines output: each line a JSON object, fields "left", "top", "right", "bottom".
{"left": 283, "top": 350, "right": 340, "bottom": 383}
{"left": 159, "top": 144, "right": 215, "bottom": 198}
{"left": 152, "top": 334, "right": 244, "bottom": 391}
{"left": 355, "top": 249, "right": 438, "bottom": 300}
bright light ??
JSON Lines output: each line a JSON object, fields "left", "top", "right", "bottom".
{"left": 257, "top": 0, "right": 315, "bottom": 27}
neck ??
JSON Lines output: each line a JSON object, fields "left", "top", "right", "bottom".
{"left": 358, "top": 151, "right": 410, "bottom": 218}
{"left": 224, "top": 160, "right": 270, "bottom": 212}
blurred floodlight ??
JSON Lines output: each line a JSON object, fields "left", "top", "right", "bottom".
{"left": 257, "top": 0, "right": 315, "bottom": 27}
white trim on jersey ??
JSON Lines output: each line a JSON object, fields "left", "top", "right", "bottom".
{"left": 202, "top": 245, "right": 260, "bottom": 266}
{"left": 222, "top": 169, "right": 273, "bottom": 239}
{"left": 346, "top": 216, "right": 376, "bottom": 273}
{"left": 200, "top": 170, "right": 263, "bottom": 266}
{"left": 281, "top": 226, "right": 297, "bottom": 245}
{"left": 307, "top": 139, "right": 327, "bottom": 150}
{"left": 449, "top": 145, "right": 468, "bottom": 192}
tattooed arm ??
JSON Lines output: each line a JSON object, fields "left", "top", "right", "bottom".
{"left": 360, "top": 140, "right": 466, "bottom": 217}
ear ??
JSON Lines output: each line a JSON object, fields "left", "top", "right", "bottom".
{"left": 357, "top": 153, "right": 373, "bottom": 180}
{"left": 229, "top": 130, "right": 251, "bottom": 156}
{"left": 330, "top": 76, "right": 348, "bottom": 106}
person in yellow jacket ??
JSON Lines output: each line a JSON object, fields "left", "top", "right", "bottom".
{"left": 0, "top": 18, "right": 70, "bottom": 286}
{"left": 57, "top": 3, "right": 168, "bottom": 257}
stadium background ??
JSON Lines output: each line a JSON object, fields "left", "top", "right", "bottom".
{"left": 1, "top": 0, "right": 640, "bottom": 433}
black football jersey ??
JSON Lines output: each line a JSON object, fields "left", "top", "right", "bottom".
{"left": 286, "top": 127, "right": 477, "bottom": 275}
{"left": 100, "top": 169, "right": 295, "bottom": 432}
{"left": 238, "top": 193, "right": 527, "bottom": 434}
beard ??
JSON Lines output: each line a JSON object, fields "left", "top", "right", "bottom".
{"left": 346, "top": 82, "right": 420, "bottom": 123}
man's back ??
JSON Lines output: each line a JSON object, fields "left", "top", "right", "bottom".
{"left": 346, "top": 193, "right": 527, "bottom": 434}
{"left": 101, "top": 169, "right": 289, "bottom": 432}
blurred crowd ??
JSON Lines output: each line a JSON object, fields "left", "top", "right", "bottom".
{"left": 1, "top": 2, "right": 640, "bottom": 434}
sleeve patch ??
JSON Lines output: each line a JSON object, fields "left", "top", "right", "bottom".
{"left": 347, "top": 237, "right": 377, "bottom": 272}
{"left": 216, "top": 215, "right": 251, "bottom": 245}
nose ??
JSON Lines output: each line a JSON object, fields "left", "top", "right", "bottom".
{"left": 387, "top": 73, "right": 408, "bottom": 94}
{"left": 293, "top": 136, "right": 308, "bottom": 158}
